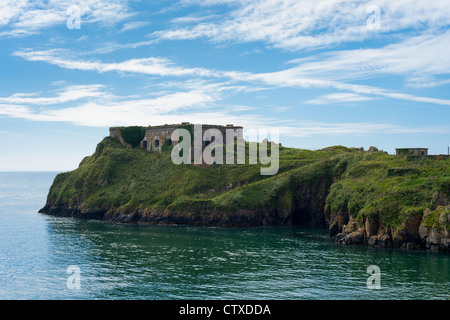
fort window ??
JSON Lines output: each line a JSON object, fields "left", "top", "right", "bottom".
{"left": 143, "top": 141, "right": 148, "bottom": 149}
{"left": 166, "top": 138, "right": 172, "bottom": 146}
{"left": 154, "top": 139, "right": 160, "bottom": 148}
{"left": 204, "top": 135, "right": 217, "bottom": 147}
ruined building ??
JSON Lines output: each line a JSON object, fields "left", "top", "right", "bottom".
{"left": 110, "top": 123, "right": 244, "bottom": 152}
{"left": 395, "top": 148, "right": 428, "bottom": 157}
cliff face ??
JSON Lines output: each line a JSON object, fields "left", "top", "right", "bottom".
{"left": 329, "top": 204, "right": 450, "bottom": 252}
{"left": 40, "top": 174, "right": 335, "bottom": 227}
{"left": 40, "top": 137, "right": 450, "bottom": 252}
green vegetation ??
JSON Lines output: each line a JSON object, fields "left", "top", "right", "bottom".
{"left": 397, "top": 148, "right": 412, "bottom": 155}
{"left": 160, "top": 138, "right": 173, "bottom": 153}
{"left": 178, "top": 124, "right": 193, "bottom": 139}
{"left": 423, "top": 206, "right": 448, "bottom": 230}
{"left": 325, "top": 152, "right": 449, "bottom": 229}
{"left": 45, "top": 137, "right": 449, "bottom": 230}
{"left": 120, "top": 126, "right": 146, "bottom": 147}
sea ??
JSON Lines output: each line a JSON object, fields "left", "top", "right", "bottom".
{"left": 0, "top": 172, "right": 449, "bottom": 300}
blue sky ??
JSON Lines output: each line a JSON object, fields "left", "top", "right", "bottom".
{"left": 1, "top": 0, "right": 450, "bottom": 171}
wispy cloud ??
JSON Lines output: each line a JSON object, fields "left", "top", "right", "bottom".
{"left": 274, "top": 122, "right": 450, "bottom": 138}
{"left": 0, "top": 84, "right": 110, "bottom": 105}
{"left": 1, "top": 93, "right": 446, "bottom": 138}
{"left": 0, "top": 0, "right": 134, "bottom": 37}
{"left": 13, "top": 49, "right": 216, "bottom": 77}
{"left": 121, "top": 21, "right": 150, "bottom": 32}
{"left": 306, "top": 93, "right": 376, "bottom": 105}
{"left": 13, "top": 43, "right": 450, "bottom": 107}
{"left": 90, "top": 39, "right": 159, "bottom": 55}
{"left": 0, "top": 81, "right": 447, "bottom": 138}
{"left": 171, "top": 13, "right": 220, "bottom": 24}
{"left": 0, "top": 81, "right": 242, "bottom": 127}
{"left": 241, "top": 69, "right": 450, "bottom": 106}
{"left": 155, "top": 0, "right": 450, "bottom": 51}
{"left": 285, "top": 31, "right": 450, "bottom": 87}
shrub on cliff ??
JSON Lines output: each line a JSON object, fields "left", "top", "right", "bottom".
{"left": 121, "top": 126, "right": 146, "bottom": 147}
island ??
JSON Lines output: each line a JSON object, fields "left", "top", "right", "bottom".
{"left": 40, "top": 124, "right": 450, "bottom": 252}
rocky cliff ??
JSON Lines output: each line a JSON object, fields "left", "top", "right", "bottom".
{"left": 328, "top": 184, "right": 450, "bottom": 252}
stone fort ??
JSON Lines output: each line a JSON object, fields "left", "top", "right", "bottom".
{"left": 110, "top": 122, "right": 244, "bottom": 152}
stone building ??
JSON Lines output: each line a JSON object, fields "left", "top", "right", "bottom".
{"left": 395, "top": 148, "right": 428, "bottom": 157}
{"left": 110, "top": 123, "right": 244, "bottom": 152}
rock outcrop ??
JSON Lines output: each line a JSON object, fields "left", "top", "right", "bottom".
{"left": 331, "top": 191, "right": 450, "bottom": 252}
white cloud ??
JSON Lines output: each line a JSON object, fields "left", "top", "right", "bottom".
{"left": 11, "top": 8, "right": 64, "bottom": 30}
{"left": 0, "top": 0, "right": 28, "bottom": 27}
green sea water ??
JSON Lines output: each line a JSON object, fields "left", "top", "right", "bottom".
{"left": 0, "top": 172, "right": 448, "bottom": 300}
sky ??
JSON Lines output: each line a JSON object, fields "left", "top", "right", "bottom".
{"left": 0, "top": 0, "right": 450, "bottom": 171}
